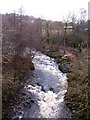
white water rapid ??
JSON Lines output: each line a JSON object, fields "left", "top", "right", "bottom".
{"left": 12, "top": 51, "right": 71, "bottom": 119}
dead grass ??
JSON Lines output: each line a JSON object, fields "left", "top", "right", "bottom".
{"left": 2, "top": 54, "right": 34, "bottom": 117}
{"left": 44, "top": 46, "right": 89, "bottom": 119}
{"left": 65, "top": 48, "right": 88, "bottom": 119}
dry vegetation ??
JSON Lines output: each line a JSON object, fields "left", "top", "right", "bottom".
{"left": 1, "top": 10, "right": 89, "bottom": 119}
{"left": 44, "top": 46, "right": 88, "bottom": 119}
{"left": 2, "top": 13, "right": 35, "bottom": 117}
{"left": 65, "top": 49, "right": 88, "bottom": 119}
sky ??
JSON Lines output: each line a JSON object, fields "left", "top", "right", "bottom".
{"left": 0, "top": 0, "right": 89, "bottom": 21}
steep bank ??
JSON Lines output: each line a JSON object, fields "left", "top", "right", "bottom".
{"left": 43, "top": 46, "right": 88, "bottom": 119}
{"left": 2, "top": 54, "right": 35, "bottom": 118}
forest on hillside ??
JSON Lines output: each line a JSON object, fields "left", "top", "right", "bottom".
{"left": 1, "top": 8, "right": 89, "bottom": 119}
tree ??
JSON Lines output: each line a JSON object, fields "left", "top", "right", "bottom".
{"left": 64, "top": 22, "right": 67, "bottom": 53}
{"left": 62, "top": 9, "right": 87, "bottom": 50}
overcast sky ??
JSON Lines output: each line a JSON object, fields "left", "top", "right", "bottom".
{"left": 0, "top": 0, "right": 89, "bottom": 21}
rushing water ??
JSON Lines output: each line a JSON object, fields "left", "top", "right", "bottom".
{"left": 12, "top": 51, "right": 71, "bottom": 119}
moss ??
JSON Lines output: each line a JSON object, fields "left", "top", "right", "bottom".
{"left": 73, "top": 107, "right": 89, "bottom": 120}
{"left": 46, "top": 50, "right": 63, "bottom": 60}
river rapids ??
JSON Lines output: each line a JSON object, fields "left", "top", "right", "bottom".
{"left": 12, "top": 51, "right": 71, "bottom": 119}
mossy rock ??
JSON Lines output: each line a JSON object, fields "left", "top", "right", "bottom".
{"left": 58, "top": 62, "right": 71, "bottom": 73}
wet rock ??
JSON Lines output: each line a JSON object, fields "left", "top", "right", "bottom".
{"left": 36, "top": 83, "right": 46, "bottom": 92}
{"left": 18, "top": 111, "right": 24, "bottom": 114}
{"left": 30, "top": 63, "right": 35, "bottom": 70}
{"left": 16, "top": 106, "right": 22, "bottom": 109}
{"left": 36, "top": 83, "right": 41, "bottom": 86}
{"left": 22, "top": 92, "right": 26, "bottom": 96}
{"left": 23, "top": 101, "right": 31, "bottom": 108}
{"left": 58, "top": 63, "right": 70, "bottom": 73}
{"left": 31, "top": 100, "right": 34, "bottom": 103}
{"left": 55, "top": 59, "right": 60, "bottom": 64}
{"left": 49, "top": 87, "right": 54, "bottom": 92}
{"left": 41, "top": 86, "right": 46, "bottom": 92}
{"left": 28, "top": 97, "right": 31, "bottom": 100}
{"left": 30, "top": 83, "right": 35, "bottom": 87}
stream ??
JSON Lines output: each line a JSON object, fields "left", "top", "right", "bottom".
{"left": 11, "top": 51, "right": 71, "bottom": 119}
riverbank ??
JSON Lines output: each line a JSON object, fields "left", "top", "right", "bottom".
{"left": 2, "top": 47, "right": 88, "bottom": 119}
{"left": 2, "top": 55, "right": 35, "bottom": 118}
{"left": 7, "top": 51, "right": 71, "bottom": 119}
{"left": 42, "top": 45, "right": 88, "bottom": 119}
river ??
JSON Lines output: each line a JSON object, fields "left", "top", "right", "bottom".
{"left": 11, "top": 51, "right": 71, "bottom": 119}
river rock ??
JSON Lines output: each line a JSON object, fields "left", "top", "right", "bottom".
{"left": 58, "top": 63, "right": 70, "bottom": 73}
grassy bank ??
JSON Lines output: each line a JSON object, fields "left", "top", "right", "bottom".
{"left": 43, "top": 46, "right": 88, "bottom": 119}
